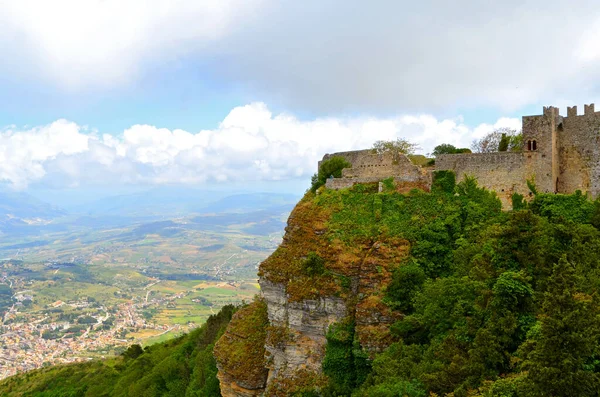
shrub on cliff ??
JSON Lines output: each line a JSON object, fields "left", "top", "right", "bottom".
{"left": 213, "top": 297, "right": 269, "bottom": 391}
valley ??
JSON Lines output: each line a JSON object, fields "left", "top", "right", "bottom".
{"left": 0, "top": 190, "right": 296, "bottom": 380}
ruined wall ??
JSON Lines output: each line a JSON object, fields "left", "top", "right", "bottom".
{"left": 436, "top": 152, "right": 532, "bottom": 207}
{"left": 341, "top": 152, "right": 423, "bottom": 181}
{"left": 320, "top": 149, "right": 374, "bottom": 169}
{"left": 557, "top": 104, "right": 600, "bottom": 198}
{"left": 322, "top": 150, "right": 428, "bottom": 191}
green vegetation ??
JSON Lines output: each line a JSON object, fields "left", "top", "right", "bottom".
{"left": 0, "top": 283, "right": 13, "bottom": 315}
{"left": 309, "top": 181, "right": 600, "bottom": 396}
{"left": 8, "top": 171, "right": 600, "bottom": 396}
{"left": 213, "top": 297, "right": 269, "bottom": 390}
{"left": 0, "top": 305, "right": 236, "bottom": 396}
{"left": 431, "top": 143, "right": 472, "bottom": 156}
{"left": 322, "top": 318, "right": 370, "bottom": 396}
{"left": 263, "top": 174, "right": 600, "bottom": 396}
{"left": 372, "top": 138, "right": 419, "bottom": 156}
{"left": 302, "top": 252, "right": 326, "bottom": 276}
{"left": 471, "top": 128, "right": 523, "bottom": 153}
{"left": 311, "top": 156, "right": 352, "bottom": 192}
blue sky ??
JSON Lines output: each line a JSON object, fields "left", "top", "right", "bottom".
{"left": 1, "top": 0, "right": 599, "bottom": 201}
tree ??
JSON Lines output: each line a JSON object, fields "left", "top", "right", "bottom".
{"left": 122, "top": 344, "right": 144, "bottom": 360}
{"left": 310, "top": 156, "right": 352, "bottom": 192}
{"left": 522, "top": 257, "right": 600, "bottom": 396}
{"left": 372, "top": 138, "right": 419, "bottom": 157}
{"left": 498, "top": 133, "right": 510, "bottom": 152}
{"left": 432, "top": 144, "right": 472, "bottom": 156}
{"left": 471, "top": 128, "right": 522, "bottom": 153}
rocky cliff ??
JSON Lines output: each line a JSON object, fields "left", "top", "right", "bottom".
{"left": 214, "top": 186, "right": 409, "bottom": 396}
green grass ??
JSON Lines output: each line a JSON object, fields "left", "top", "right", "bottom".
{"left": 199, "top": 287, "right": 238, "bottom": 297}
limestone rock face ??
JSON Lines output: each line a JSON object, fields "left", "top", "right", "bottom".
{"left": 260, "top": 279, "right": 347, "bottom": 385}
{"left": 216, "top": 371, "right": 265, "bottom": 397}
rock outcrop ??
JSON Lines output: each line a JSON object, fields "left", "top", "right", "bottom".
{"left": 215, "top": 191, "right": 409, "bottom": 396}
{"left": 214, "top": 299, "right": 269, "bottom": 396}
{"left": 260, "top": 279, "right": 346, "bottom": 388}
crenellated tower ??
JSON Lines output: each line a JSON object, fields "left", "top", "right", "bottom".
{"left": 522, "top": 106, "right": 560, "bottom": 193}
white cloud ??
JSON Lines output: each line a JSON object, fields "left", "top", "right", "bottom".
{"left": 2, "top": 1, "right": 600, "bottom": 112}
{"left": 0, "top": 103, "right": 519, "bottom": 189}
{"left": 0, "top": 0, "right": 263, "bottom": 89}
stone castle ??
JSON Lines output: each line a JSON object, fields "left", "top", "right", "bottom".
{"left": 321, "top": 104, "right": 600, "bottom": 207}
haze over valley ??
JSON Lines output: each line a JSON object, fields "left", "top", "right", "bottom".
{"left": 0, "top": 188, "right": 298, "bottom": 379}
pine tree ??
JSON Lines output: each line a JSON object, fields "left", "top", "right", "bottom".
{"left": 523, "top": 257, "right": 600, "bottom": 396}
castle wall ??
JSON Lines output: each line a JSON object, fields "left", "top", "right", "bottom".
{"left": 557, "top": 106, "right": 600, "bottom": 198}
{"left": 322, "top": 150, "right": 428, "bottom": 191}
{"left": 320, "top": 149, "right": 374, "bottom": 169}
{"left": 321, "top": 103, "right": 600, "bottom": 206}
{"left": 436, "top": 152, "right": 531, "bottom": 207}
{"left": 341, "top": 152, "right": 424, "bottom": 181}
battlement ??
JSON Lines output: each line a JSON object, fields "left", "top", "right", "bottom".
{"left": 527, "top": 104, "right": 599, "bottom": 121}
{"left": 543, "top": 106, "right": 560, "bottom": 117}
{"left": 585, "top": 103, "right": 595, "bottom": 115}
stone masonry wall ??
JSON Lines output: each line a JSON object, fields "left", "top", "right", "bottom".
{"left": 320, "top": 149, "right": 374, "bottom": 169}
{"left": 321, "top": 103, "right": 600, "bottom": 206}
{"left": 340, "top": 152, "right": 423, "bottom": 181}
{"left": 558, "top": 105, "right": 600, "bottom": 198}
{"left": 436, "top": 152, "right": 532, "bottom": 207}
{"left": 521, "top": 106, "right": 559, "bottom": 194}
{"left": 322, "top": 150, "right": 428, "bottom": 191}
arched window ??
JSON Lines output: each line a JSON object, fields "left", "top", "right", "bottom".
{"left": 527, "top": 140, "right": 532, "bottom": 151}
{"left": 532, "top": 140, "right": 537, "bottom": 151}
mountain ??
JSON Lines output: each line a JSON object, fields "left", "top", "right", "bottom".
{"left": 70, "top": 188, "right": 299, "bottom": 218}
{"left": 69, "top": 187, "right": 230, "bottom": 217}
{"left": 214, "top": 177, "right": 600, "bottom": 396}
{"left": 197, "top": 193, "right": 299, "bottom": 214}
{"left": 6, "top": 177, "right": 600, "bottom": 396}
{"left": 0, "top": 190, "right": 65, "bottom": 220}
{"left": 0, "top": 190, "right": 66, "bottom": 236}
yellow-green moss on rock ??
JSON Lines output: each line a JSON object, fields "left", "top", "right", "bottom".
{"left": 214, "top": 298, "right": 269, "bottom": 395}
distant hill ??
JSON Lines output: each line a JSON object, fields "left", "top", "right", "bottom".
{"left": 198, "top": 193, "right": 299, "bottom": 214}
{"left": 70, "top": 187, "right": 228, "bottom": 217}
{"left": 0, "top": 190, "right": 66, "bottom": 235}
{"left": 71, "top": 188, "right": 300, "bottom": 218}
{"left": 0, "top": 190, "right": 65, "bottom": 219}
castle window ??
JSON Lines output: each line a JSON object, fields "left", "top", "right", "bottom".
{"left": 527, "top": 140, "right": 538, "bottom": 151}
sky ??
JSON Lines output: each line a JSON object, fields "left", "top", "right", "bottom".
{"left": 1, "top": 0, "right": 600, "bottom": 200}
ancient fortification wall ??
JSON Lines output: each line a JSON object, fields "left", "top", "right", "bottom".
{"left": 320, "top": 103, "right": 600, "bottom": 207}
{"left": 322, "top": 150, "right": 429, "bottom": 191}
{"left": 558, "top": 104, "right": 600, "bottom": 197}
{"left": 436, "top": 152, "right": 529, "bottom": 206}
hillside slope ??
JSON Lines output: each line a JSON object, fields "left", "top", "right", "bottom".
{"left": 5, "top": 174, "right": 600, "bottom": 396}
{"left": 215, "top": 174, "right": 600, "bottom": 396}
{"left": 0, "top": 305, "right": 236, "bottom": 397}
